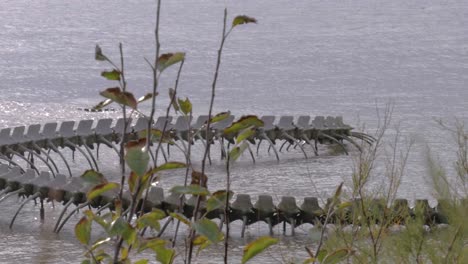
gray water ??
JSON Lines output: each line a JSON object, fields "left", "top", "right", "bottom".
{"left": 0, "top": 0, "right": 467, "bottom": 263}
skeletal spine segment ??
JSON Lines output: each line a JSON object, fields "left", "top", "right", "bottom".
{"left": 0, "top": 116, "right": 381, "bottom": 232}
{"left": 0, "top": 165, "right": 461, "bottom": 234}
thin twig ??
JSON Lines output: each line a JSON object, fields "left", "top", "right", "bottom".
{"left": 224, "top": 150, "right": 231, "bottom": 264}
{"left": 114, "top": 43, "right": 128, "bottom": 263}
{"left": 188, "top": 8, "right": 228, "bottom": 264}
{"left": 147, "top": 0, "right": 162, "bottom": 152}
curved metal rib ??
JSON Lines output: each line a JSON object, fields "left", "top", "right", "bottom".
{"left": 18, "top": 146, "right": 57, "bottom": 177}
{"left": 301, "top": 134, "right": 319, "bottom": 156}
{"left": 195, "top": 133, "right": 211, "bottom": 164}
{"left": 96, "top": 135, "right": 122, "bottom": 158}
{"left": 0, "top": 189, "right": 22, "bottom": 204}
{"left": 6, "top": 148, "right": 40, "bottom": 174}
{"left": 349, "top": 133, "right": 373, "bottom": 145}
{"left": 53, "top": 198, "right": 74, "bottom": 232}
{"left": 281, "top": 132, "right": 308, "bottom": 159}
{"left": 0, "top": 186, "right": 12, "bottom": 198}
{"left": 81, "top": 139, "right": 99, "bottom": 171}
{"left": 10, "top": 192, "right": 40, "bottom": 229}
{"left": 55, "top": 201, "right": 90, "bottom": 233}
{"left": 46, "top": 141, "right": 73, "bottom": 177}
{"left": 247, "top": 144, "right": 256, "bottom": 164}
{"left": 333, "top": 133, "right": 363, "bottom": 152}
{"left": 64, "top": 139, "right": 95, "bottom": 170}
{"left": 350, "top": 132, "right": 375, "bottom": 144}
{"left": 279, "top": 140, "right": 289, "bottom": 152}
{"left": 259, "top": 131, "right": 280, "bottom": 162}
{"left": 256, "top": 139, "right": 263, "bottom": 155}
{"left": 157, "top": 217, "right": 173, "bottom": 237}
{"left": 352, "top": 131, "right": 376, "bottom": 141}
{"left": 31, "top": 143, "right": 60, "bottom": 174}
{"left": 0, "top": 155, "right": 25, "bottom": 173}
{"left": 95, "top": 202, "right": 112, "bottom": 215}
{"left": 176, "top": 131, "right": 188, "bottom": 155}
{"left": 320, "top": 133, "right": 349, "bottom": 155}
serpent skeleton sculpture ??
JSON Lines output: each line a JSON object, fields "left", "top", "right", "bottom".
{"left": 0, "top": 115, "right": 458, "bottom": 236}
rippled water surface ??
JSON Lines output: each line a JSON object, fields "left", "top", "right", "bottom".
{"left": 1, "top": 0, "right": 467, "bottom": 263}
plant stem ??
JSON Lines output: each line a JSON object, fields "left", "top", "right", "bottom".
{"left": 224, "top": 151, "right": 231, "bottom": 264}
{"left": 114, "top": 43, "right": 128, "bottom": 263}
{"left": 314, "top": 200, "right": 335, "bottom": 263}
{"left": 200, "top": 9, "right": 228, "bottom": 175}
{"left": 118, "top": 43, "right": 128, "bottom": 199}
{"left": 444, "top": 225, "right": 461, "bottom": 264}
{"left": 147, "top": 0, "right": 162, "bottom": 153}
{"left": 154, "top": 59, "right": 185, "bottom": 163}
{"left": 139, "top": 60, "right": 185, "bottom": 221}
{"left": 188, "top": 8, "right": 228, "bottom": 264}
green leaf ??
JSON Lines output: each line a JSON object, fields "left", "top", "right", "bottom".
{"left": 303, "top": 258, "right": 316, "bottom": 264}
{"left": 100, "top": 87, "right": 138, "bottom": 109}
{"left": 94, "top": 250, "right": 111, "bottom": 262}
{"left": 121, "top": 247, "right": 130, "bottom": 263}
{"left": 158, "top": 52, "right": 185, "bottom": 72}
{"left": 193, "top": 235, "right": 212, "bottom": 256}
{"left": 241, "top": 236, "right": 278, "bottom": 264}
{"left": 209, "top": 111, "right": 231, "bottom": 124}
{"left": 193, "top": 219, "right": 222, "bottom": 243}
{"left": 91, "top": 237, "right": 112, "bottom": 251}
{"left": 232, "top": 15, "right": 257, "bottom": 28}
{"left": 139, "top": 238, "right": 175, "bottom": 264}
{"left": 109, "top": 218, "right": 137, "bottom": 246}
{"left": 137, "top": 93, "right": 155, "bottom": 103}
{"left": 193, "top": 235, "right": 208, "bottom": 246}
{"left": 137, "top": 210, "right": 166, "bottom": 231}
{"left": 338, "top": 201, "right": 353, "bottom": 210}
{"left": 169, "top": 212, "right": 191, "bottom": 226}
{"left": 87, "top": 182, "right": 119, "bottom": 201}
{"left": 229, "top": 141, "right": 249, "bottom": 162}
{"left": 128, "top": 171, "right": 138, "bottom": 194}
{"left": 125, "top": 139, "right": 150, "bottom": 177}
{"left": 148, "top": 162, "right": 187, "bottom": 174}
{"left": 236, "top": 126, "right": 256, "bottom": 144}
{"left": 75, "top": 216, "right": 92, "bottom": 245}
{"left": 171, "top": 185, "right": 209, "bottom": 196}
{"left": 95, "top": 44, "right": 108, "bottom": 61}
{"left": 178, "top": 97, "right": 192, "bottom": 115}
{"left": 317, "top": 249, "right": 328, "bottom": 262}
{"left": 92, "top": 99, "right": 113, "bottom": 110}
{"left": 154, "top": 246, "right": 175, "bottom": 264}
{"left": 81, "top": 170, "right": 107, "bottom": 185}
{"left": 119, "top": 244, "right": 134, "bottom": 258}
{"left": 81, "top": 260, "right": 91, "bottom": 264}
{"left": 101, "top": 69, "right": 121, "bottom": 81}
{"left": 84, "top": 210, "right": 109, "bottom": 231}
{"left": 135, "top": 260, "right": 149, "bottom": 264}
{"left": 332, "top": 182, "right": 344, "bottom": 204}
{"left": 224, "top": 115, "right": 264, "bottom": 137}
{"left": 322, "top": 248, "right": 351, "bottom": 264}
{"left": 206, "top": 190, "right": 233, "bottom": 212}
{"left": 138, "top": 238, "right": 166, "bottom": 253}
